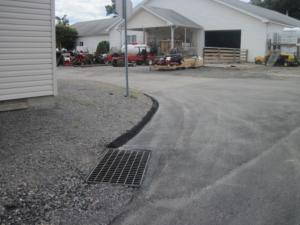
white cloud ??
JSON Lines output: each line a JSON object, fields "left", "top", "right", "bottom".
{"left": 55, "top": 0, "right": 113, "bottom": 24}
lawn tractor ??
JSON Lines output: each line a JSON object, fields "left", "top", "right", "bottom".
{"left": 111, "top": 53, "right": 137, "bottom": 67}
{"left": 71, "top": 53, "right": 86, "bottom": 66}
{"left": 255, "top": 51, "right": 299, "bottom": 67}
{"left": 136, "top": 47, "right": 156, "bottom": 65}
{"left": 156, "top": 48, "right": 184, "bottom": 66}
{"left": 94, "top": 54, "right": 113, "bottom": 65}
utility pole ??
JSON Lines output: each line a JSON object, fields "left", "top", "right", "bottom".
{"left": 123, "top": 0, "right": 129, "bottom": 97}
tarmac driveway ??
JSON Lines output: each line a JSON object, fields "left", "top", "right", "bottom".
{"left": 58, "top": 66, "right": 300, "bottom": 225}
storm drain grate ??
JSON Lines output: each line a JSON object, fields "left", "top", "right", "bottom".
{"left": 86, "top": 149, "right": 151, "bottom": 187}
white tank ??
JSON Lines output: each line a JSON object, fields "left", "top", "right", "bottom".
{"left": 121, "top": 44, "right": 150, "bottom": 54}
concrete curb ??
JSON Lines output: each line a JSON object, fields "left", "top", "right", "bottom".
{"left": 106, "top": 94, "right": 159, "bottom": 149}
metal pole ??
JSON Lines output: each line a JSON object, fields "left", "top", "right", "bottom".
{"left": 124, "top": 0, "right": 129, "bottom": 97}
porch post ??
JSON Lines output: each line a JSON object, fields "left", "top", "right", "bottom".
{"left": 171, "top": 27, "right": 174, "bottom": 49}
{"left": 143, "top": 28, "right": 145, "bottom": 44}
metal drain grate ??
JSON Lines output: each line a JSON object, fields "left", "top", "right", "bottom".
{"left": 86, "top": 149, "right": 151, "bottom": 187}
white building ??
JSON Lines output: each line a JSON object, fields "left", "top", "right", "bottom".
{"left": 71, "top": 0, "right": 300, "bottom": 62}
{"left": 71, "top": 17, "right": 143, "bottom": 53}
{"left": 122, "top": 0, "right": 300, "bottom": 61}
{"left": 0, "top": 0, "right": 57, "bottom": 111}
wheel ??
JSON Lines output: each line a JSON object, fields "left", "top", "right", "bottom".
{"left": 112, "top": 60, "right": 117, "bottom": 67}
{"left": 117, "top": 58, "right": 125, "bottom": 67}
{"left": 132, "top": 61, "right": 137, "bottom": 67}
{"left": 148, "top": 59, "right": 153, "bottom": 65}
{"left": 103, "top": 58, "right": 109, "bottom": 64}
{"left": 136, "top": 60, "right": 143, "bottom": 65}
{"left": 255, "top": 60, "right": 262, "bottom": 64}
{"left": 145, "top": 58, "right": 150, "bottom": 66}
{"left": 179, "top": 59, "right": 184, "bottom": 65}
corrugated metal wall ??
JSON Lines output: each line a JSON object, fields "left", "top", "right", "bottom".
{"left": 0, "top": 0, "right": 56, "bottom": 101}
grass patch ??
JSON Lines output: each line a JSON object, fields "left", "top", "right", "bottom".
{"left": 74, "top": 123, "right": 79, "bottom": 128}
{"left": 130, "top": 94, "right": 137, "bottom": 99}
{"left": 82, "top": 101, "right": 95, "bottom": 107}
{"left": 118, "top": 88, "right": 140, "bottom": 94}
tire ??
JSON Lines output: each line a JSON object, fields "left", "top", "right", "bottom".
{"left": 145, "top": 58, "right": 150, "bottom": 66}
{"left": 137, "top": 60, "right": 143, "bottom": 65}
{"left": 148, "top": 59, "right": 153, "bottom": 65}
{"left": 103, "top": 58, "right": 109, "bottom": 64}
{"left": 255, "top": 60, "right": 262, "bottom": 64}
{"left": 132, "top": 61, "right": 137, "bottom": 67}
{"left": 112, "top": 60, "right": 117, "bottom": 67}
{"left": 117, "top": 58, "right": 125, "bottom": 67}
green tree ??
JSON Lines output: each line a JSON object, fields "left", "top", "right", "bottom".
{"left": 250, "top": 0, "right": 300, "bottom": 20}
{"left": 95, "top": 41, "right": 108, "bottom": 56}
{"left": 102, "top": 41, "right": 110, "bottom": 52}
{"left": 56, "top": 25, "right": 78, "bottom": 50}
{"left": 55, "top": 15, "right": 70, "bottom": 26}
{"left": 105, "top": 0, "right": 118, "bottom": 17}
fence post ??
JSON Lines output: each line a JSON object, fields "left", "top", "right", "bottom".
{"left": 234, "top": 49, "right": 236, "bottom": 63}
{"left": 218, "top": 49, "right": 220, "bottom": 63}
{"left": 246, "top": 50, "right": 248, "bottom": 62}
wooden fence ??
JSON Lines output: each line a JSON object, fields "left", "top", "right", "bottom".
{"left": 203, "top": 48, "right": 248, "bottom": 64}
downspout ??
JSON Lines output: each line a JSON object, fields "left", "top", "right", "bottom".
{"left": 117, "top": 28, "right": 122, "bottom": 51}
{"left": 171, "top": 25, "right": 179, "bottom": 49}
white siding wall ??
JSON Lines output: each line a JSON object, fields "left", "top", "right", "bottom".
{"left": 0, "top": 0, "right": 56, "bottom": 101}
{"left": 127, "top": 9, "right": 167, "bottom": 29}
{"left": 145, "top": 0, "right": 267, "bottom": 61}
{"left": 109, "top": 27, "right": 143, "bottom": 51}
{"left": 76, "top": 35, "right": 109, "bottom": 53}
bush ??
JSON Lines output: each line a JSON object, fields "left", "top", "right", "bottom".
{"left": 95, "top": 41, "right": 108, "bottom": 56}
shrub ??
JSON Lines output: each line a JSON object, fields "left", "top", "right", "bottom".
{"left": 95, "top": 41, "right": 108, "bottom": 56}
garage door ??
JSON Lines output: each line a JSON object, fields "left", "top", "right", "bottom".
{"left": 205, "top": 30, "right": 241, "bottom": 49}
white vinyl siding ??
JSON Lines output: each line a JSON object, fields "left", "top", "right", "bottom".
{"left": 127, "top": 9, "right": 167, "bottom": 29}
{"left": 145, "top": 0, "right": 269, "bottom": 61}
{"left": 75, "top": 35, "right": 109, "bottom": 53}
{"left": 0, "top": 0, "right": 56, "bottom": 101}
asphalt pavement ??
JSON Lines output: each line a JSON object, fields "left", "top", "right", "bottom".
{"left": 58, "top": 66, "right": 300, "bottom": 225}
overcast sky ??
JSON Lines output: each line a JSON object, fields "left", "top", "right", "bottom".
{"left": 55, "top": 0, "right": 250, "bottom": 25}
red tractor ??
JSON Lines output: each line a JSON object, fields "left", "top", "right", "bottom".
{"left": 136, "top": 47, "right": 156, "bottom": 65}
{"left": 71, "top": 53, "right": 86, "bottom": 66}
{"left": 111, "top": 53, "right": 137, "bottom": 67}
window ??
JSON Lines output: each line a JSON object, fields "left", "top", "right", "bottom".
{"left": 79, "top": 42, "right": 84, "bottom": 46}
{"left": 127, "top": 35, "right": 137, "bottom": 43}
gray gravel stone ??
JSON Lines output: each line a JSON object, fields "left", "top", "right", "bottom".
{"left": 0, "top": 79, "right": 152, "bottom": 225}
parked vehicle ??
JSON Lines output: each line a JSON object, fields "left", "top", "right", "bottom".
{"left": 111, "top": 53, "right": 137, "bottom": 67}
{"left": 255, "top": 51, "right": 299, "bottom": 66}
{"left": 156, "top": 48, "right": 184, "bottom": 66}
{"left": 71, "top": 53, "right": 86, "bottom": 66}
{"left": 94, "top": 54, "right": 113, "bottom": 64}
{"left": 136, "top": 47, "right": 156, "bottom": 65}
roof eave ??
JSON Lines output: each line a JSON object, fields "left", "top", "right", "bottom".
{"left": 268, "top": 21, "right": 298, "bottom": 28}
{"left": 106, "top": 18, "right": 123, "bottom": 32}
{"left": 213, "top": 0, "right": 267, "bottom": 23}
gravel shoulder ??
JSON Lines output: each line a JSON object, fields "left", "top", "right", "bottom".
{"left": 0, "top": 79, "right": 152, "bottom": 225}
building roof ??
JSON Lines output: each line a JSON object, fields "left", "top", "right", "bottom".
{"left": 70, "top": 17, "right": 121, "bottom": 36}
{"left": 141, "top": 6, "right": 202, "bottom": 28}
{"left": 215, "top": 0, "right": 300, "bottom": 27}
{"left": 137, "top": 0, "right": 300, "bottom": 27}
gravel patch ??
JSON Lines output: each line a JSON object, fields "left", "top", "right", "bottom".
{"left": 0, "top": 79, "right": 152, "bottom": 225}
